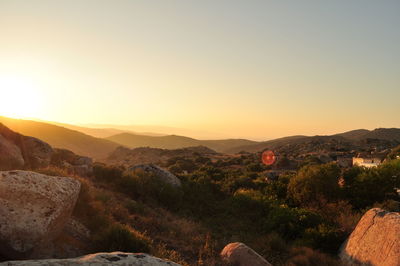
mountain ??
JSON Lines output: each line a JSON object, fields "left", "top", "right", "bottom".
{"left": 107, "top": 145, "right": 217, "bottom": 166}
{"left": 227, "top": 128, "right": 400, "bottom": 153}
{"left": 106, "top": 132, "right": 257, "bottom": 153}
{"left": 0, "top": 116, "right": 119, "bottom": 159}
{"left": 48, "top": 122, "right": 165, "bottom": 138}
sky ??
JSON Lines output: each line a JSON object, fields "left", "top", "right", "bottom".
{"left": 0, "top": 0, "right": 399, "bottom": 140}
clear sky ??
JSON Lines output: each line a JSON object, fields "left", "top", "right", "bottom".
{"left": 0, "top": 0, "right": 399, "bottom": 140}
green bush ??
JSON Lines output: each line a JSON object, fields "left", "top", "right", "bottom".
{"left": 299, "top": 224, "right": 346, "bottom": 254}
{"left": 94, "top": 224, "right": 150, "bottom": 253}
{"left": 288, "top": 163, "right": 340, "bottom": 208}
{"left": 118, "top": 171, "right": 183, "bottom": 210}
{"left": 93, "top": 163, "right": 124, "bottom": 183}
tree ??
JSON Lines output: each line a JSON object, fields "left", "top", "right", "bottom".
{"left": 288, "top": 163, "right": 340, "bottom": 208}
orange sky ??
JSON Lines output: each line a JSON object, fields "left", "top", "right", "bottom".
{"left": 1, "top": 1, "right": 399, "bottom": 140}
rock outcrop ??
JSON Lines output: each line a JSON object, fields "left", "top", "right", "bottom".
{"left": 340, "top": 208, "right": 400, "bottom": 266}
{"left": 0, "top": 124, "right": 53, "bottom": 170}
{"left": 51, "top": 149, "right": 93, "bottom": 176}
{"left": 0, "top": 252, "right": 181, "bottom": 265}
{"left": 0, "top": 170, "right": 81, "bottom": 259}
{"left": 126, "top": 164, "right": 182, "bottom": 187}
{"left": 0, "top": 134, "right": 25, "bottom": 170}
{"left": 220, "top": 242, "right": 272, "bottom": 266}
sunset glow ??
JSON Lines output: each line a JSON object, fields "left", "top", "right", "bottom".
{"left": 0, "top": 74, "right": 44, "bottom": 119}
{"left": 0, "top": 1, "right": 399, "bottom": 139}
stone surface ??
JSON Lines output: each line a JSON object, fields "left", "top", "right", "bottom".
{"left": 0, "top": 170, "right": 81, "bottom": 259}
{"left": 340, "top": 208, "right": 400, "bottom": 266}
{"left": 0, "top": 252, "right": 181, "bottom": 265}
{"left": 31, "top": 218, "right": 91, "bottom": 260}
{"left": 220, "top": 242, "right": 272, "bottom": 266}
{"left": 0, "top": 124, "right": 53, "bottom": 170}
{"left": 126, "top": 164, "right": 182, "bottom": 187}
{"left": 0, "top": 134, "right": 24, "bottom": 170}
{"left": 51, "top": 149, "right": 93, "bottom": 176}
{"left": 22, "top": 137, "right": 53, "bottom": 169}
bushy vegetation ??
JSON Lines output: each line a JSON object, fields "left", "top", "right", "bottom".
{"left": 80, "top": 156, "right": 400, "bottom": 265}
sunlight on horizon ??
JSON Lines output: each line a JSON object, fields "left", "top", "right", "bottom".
{"left": 0, "top": 1, "right": 399, "bottom": 139}
{"left": 0, "top": 74, "right": 44, "bottom": 120}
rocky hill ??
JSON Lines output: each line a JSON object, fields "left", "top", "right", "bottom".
{"left": 0, "top": 117, "right": 119, "bottom": 160}
{"left": 227, "top": 128, "right": 400, "bottom": 154}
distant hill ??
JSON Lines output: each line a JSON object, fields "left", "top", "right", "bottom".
{"left": 0, "top": 116, "right": 119, "bottom": 159}
{"left": 107, "top": 145, "right": 217, "bottom": 166}
{"left": 48, "top": 122, "right": 165, "bottom": 138}
{"left": 106, "top": 132, "right": 257, "bottom": 153}
{"left": 227, "top": 128, "right": 400, "bottom": 153}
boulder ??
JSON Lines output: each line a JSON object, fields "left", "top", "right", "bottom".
{"left": 0, "top": 135, "right": 24, "bottom": 170}
{"left": 339, "top": 208, "right": 400, "bottom": 266}
{"left": 220, "top": 242, "right": 272, "bottom": 266}
{"left": 126, "top": 164, "right": 181, "bottom": 187}
{"left": 0, "top": 124, "right": 53, "bottom": 169}
{"left": 21, "top": 137, "right": 53, "bottom": 169}
{"left": 31, "top": 218, "right": 91, "bottom": 259}
{"left": 0, "top": 170, "right": 81, "bottom": 259}
{"left": 0, "top": 252, "right": 182, "bottom": 265}
{"left": 51, "top": 149, "right": 93, "bottom": 176}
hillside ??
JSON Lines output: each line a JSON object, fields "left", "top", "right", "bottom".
{"left": 48, "top": 121, "right": 165, "bottom": 138}
{"left": 228, "top": 128, "right": 400, "bottom": 153}
{"left": 0, "top": 116, "right": 119, "bottom": 159}
{"left": 106, "top": 132, "right": 257, "bottom": 153}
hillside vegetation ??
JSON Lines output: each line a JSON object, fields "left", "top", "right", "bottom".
{"left": 106, "top": 133, "right": 257, "bottom": 153}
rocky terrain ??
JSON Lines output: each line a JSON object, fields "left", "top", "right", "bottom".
{"left": 0, "top": 252, "right": 181, "bottom": 266}
{"left": 126, "top": 164, "right": 182, "bottom": 187}
{"left": 0, "top": 117, "right": 119, "bottom": 160}
{"left": 0, "top": 123, "right": 93, "bottom": 176}
{"left": 340, "top": 208, "right": 400, "bottom": 266}
{"left": 1, "top": 121, "right": 400, "bottom": 265}
{"left": 0, "top": 170, "right": 81, "bottom": 259}
{"left": 220, "top": 242, "right": 272, "bottom": 266}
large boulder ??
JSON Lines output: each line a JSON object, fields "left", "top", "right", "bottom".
{"left": 21, "top": 137, "right": 53, "bottom": 169}
{"left": 220, "top": 242, "right": 272, "bottom": 266}
{"left": 340, "top": 208, "right": 400, "bottom": 266}
{"left": 0, "top": 252, "right": 181, "bottom": 265}
{"left": 0, "top": 124, "right": 53, "bottom": 169}
{"left": 0, "top": 134, "right": 24, "bottom": 170}
{"left": 0, "top": 170, "right": 81, "bottom": 259}
{"left": 126, "top": 164, "right": 181, "bottom": 187}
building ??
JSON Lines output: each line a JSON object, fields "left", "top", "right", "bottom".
{"left": 352, "top": 153, "right": 385, "bottom": 168}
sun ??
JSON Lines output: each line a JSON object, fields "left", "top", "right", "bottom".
{"left": 0, "top": 75, "right": 43, "bottom": 119}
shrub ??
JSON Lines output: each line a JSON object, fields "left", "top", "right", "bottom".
{"left": 288, "top": 163, "right": 340, "bottom": 208}
{"left": 285, "top": 247, "right": 339, "bottom": 266}
{"left": 299, "top": 224, "right": 346, "bottom": 254}
{"left": 93, "top": 163, "right": 124, "bottom": 183}
{"left": 118, "top": 171, "right": 183, "bottom": 210}
{"left": 94, "top": 224, "right": 150, "bottom": 253}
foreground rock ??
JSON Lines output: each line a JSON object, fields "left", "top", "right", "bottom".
{"left": 0, "top": 124, "right": 53, "bottom": 169}
{"left": 221, "top": 242, "right": 272, "bottom": 266}
{"left": 0, "top": 171, "right": 81, "bottom": 259}
{"left": 126, "top": 164, "right": 182, "bottom": 187}
{"left": 0, "top": 134, "right": 25, "bottom": 170}
{"left": 340, "top": 208, "right": 400, "bottom": 266}
{"left": 0, "top": 252, "right": 181, "bottom": 265}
